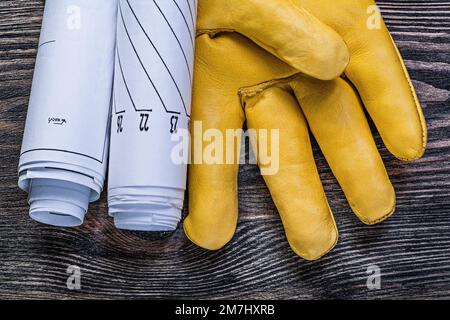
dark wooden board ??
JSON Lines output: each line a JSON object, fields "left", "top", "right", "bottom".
{"left": 0, "top": 0, "right": 449, "bottom": 300}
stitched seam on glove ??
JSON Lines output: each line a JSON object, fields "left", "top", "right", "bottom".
{"left": 238, "top": 74, "right": 301, "bottom": 109}
{"left": 388, "top": 33, "right": 427, "bottom": 161}
{"left": 350, "top": 197, "right": 396, "bottom": 226}
{"left": 196, "top": 28, "right": 235, "bottom": 38}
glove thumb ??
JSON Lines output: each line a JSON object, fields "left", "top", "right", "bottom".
{"left": 197, "top": 0, "right": 349, "bottom": 80}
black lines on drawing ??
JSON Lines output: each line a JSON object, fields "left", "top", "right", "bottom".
{"left": 113, "top": 45, "right": 127, "bottom": 116}
{"left": 116, "top": 44, "right": 152, "bottom": 113}
{"left": 125, "top": 0, "right": 189, "bottom": 116}
{"left": 38, "top": 40, "right": 56, "bottom": 49}
{"left": 153, "top": 0, "right": 193, "bottom": 82}
{"left": 172, "top": 0, "right": 195, "bottom": 46}
{"left": 113, "top": 88, "right": 126, "bottom": 115}
{"left": 185, "top": 0, "right": 196, "bottom": 32}
{"left": 118, "top": 1, "right": 181, "bottom": 116}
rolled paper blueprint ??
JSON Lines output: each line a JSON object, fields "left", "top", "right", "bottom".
{"left": 18, "top": 0, "right": 118, "bottom": 227}
{"left": 108, "top": 0, "right": 197, "bottom": 231}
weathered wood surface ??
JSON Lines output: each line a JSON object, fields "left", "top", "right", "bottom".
{"left": 0, "top": 0, "right": 449, "bottom": 300}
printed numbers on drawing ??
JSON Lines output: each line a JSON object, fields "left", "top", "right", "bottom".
{"left": 170, "top": 116, "right": 179, "bottom": 133}
{"left": 117, "top": 115, "right": 124, "bottom": 133}
{"left": 140, "top": 113, "right": 150, "bottom": 132}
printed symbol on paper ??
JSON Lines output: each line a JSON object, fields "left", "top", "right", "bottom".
{"left": 366, "top": 265, "right": 381, "bottom": 290}
{"left": 139, "top": 113, "right": 150, "bottom": 132}
{"left": 66, "top": 265, "right": 81, "bottom": 290}
{"left": 117, "top": 115, "right": 124, "bottom": 133}
{"left": 48, "top": 117, "right": 67, "bottom": 126}
{"left": 170, "top": 115, "right": 179, "bottom": 133}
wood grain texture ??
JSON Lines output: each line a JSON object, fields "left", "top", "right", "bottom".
{"left": 0, "top": 0, "right": 449, "bottom": 300}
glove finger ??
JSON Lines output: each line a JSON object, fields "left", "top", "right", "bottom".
{"left": 292, "top": 76, "right": 395, "bottom": 225}
{"left": 343, "top": 11, "right": 427, "bottom": 161}
{"left": 244, "top": 86, "right": 338, "bottom": 261}
{"left": 183, "top": 36, "right": 246, "bottom": 251}
{"left": 198, "top": 0, "right": 349, "bottom": 80}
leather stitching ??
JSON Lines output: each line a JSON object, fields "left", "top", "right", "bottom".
{"left": 350, "top": 196, "right": 396, "bottom": 226}
{"left": 388, "top": 33, "right": 427, "bottom": 161}
{"left": 197, "top": 28, "right": 236, "bottom": 38}
{"left": 238, "top": 74, "right": 300, "bottom": 109}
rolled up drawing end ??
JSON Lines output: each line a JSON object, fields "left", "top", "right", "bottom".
{"left": 27, "top": 179, "right": 90, "bottom": 227}
{"left": 111, "top": 208, "right": 182, "bottom": 232}
{"left": 18, "top": 166, "right": 104, "bottom": 227}
{"left": 108, "top": 187, "right": 184, "bottom": 232}
{"left": 107, "top": 0, "right": 195, "bottom": 232}
{"left": 17, "top": 1, "right": 117, "bottom": 227}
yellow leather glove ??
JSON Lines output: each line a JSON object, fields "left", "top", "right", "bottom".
{"left": 184, "top": 0, "right": 427, "bottom": 260}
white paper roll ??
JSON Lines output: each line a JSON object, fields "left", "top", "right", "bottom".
{"left": 108, "top": 0, "right": 197, "bottom": 231}
{"left": 18, "top": 0, "right": 118, "bottom": 227}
